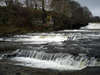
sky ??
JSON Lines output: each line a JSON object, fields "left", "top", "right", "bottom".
{"left": 75, "top": 0, "right": 100, "bottom": 16}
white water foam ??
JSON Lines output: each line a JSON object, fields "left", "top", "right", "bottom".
{"left": 0, "top": 28, "right": 100, "bottom": 45}
{"left": 81, "top": 23, "right": 100, "bottom": 29}
{"left": 0, "top": 33, "right": 77, "bottom": 44}
{"left": 10, "top": 33, "right": 100, "bottom": 44}
{"left": 4, "top": 50, "right": 96, "bottom": 71}
{"left": 11, "top": 57, "right": 87, "bottom": 71}
{"left": 0, "top": 33, "right": 91, "bottom": 44}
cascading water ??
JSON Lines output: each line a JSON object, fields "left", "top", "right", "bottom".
{"left": 0, "top": 26, "right": 100, "bottom": 71}
{"left": 1, "top": 32, "right": 100, "bottom": 44}
{"left": 81, "top": 23, "right": 100, "bottom": 29}
{"left": 1, "top": 49, "right": 97, "bottom": 70}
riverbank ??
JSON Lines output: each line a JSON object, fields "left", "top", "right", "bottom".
{"left": 0, "top": 25, "right": 54, "bottom": 36}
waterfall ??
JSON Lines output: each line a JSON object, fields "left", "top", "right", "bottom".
{"left": 0, "top": 30, "right": 100, "bottom": 70}
{"left": 1, "top": 30, "right": 100, "bottom": 45}
{"left": 0, "top": 32, "right": 94, "bottom": 45}
{"left": 1, "top": 49, "right": 97, "bottom": 70}
{"left": 81, "top": 23, "right": 100, "bottom": 29}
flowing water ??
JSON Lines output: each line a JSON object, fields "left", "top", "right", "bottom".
{"left": 0, "top": 29, "right": 100, "bottom": 72}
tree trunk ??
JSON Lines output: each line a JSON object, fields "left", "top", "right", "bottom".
{"left": 25, "top": 0, "right": 30, "bottom": 7}
{"left": 14, "top": 0, "right": 19, "bottom": 5}
{"left": 5, "top": 0, "right": 13, "bottom": 6}
{"left": 42, "top": 0, "right": 47, "bottom": 24}
{"left": 34, "top": 0, "right": 37, "bottom": 9}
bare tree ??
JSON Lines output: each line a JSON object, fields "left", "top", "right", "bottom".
{"left": 0, "top": 0, "right": 12, "bottom": 6}
{"left": 41, "top": 0, "right": 47, "bottom": 24}
{"left": 25, "top": 0, "right": 30, "bottom": 7}
{"left": 33, "top": 0, "right": 37, "bottom": 9}
{"left": 51, "top": 0, "right": 72, "bottom": 17}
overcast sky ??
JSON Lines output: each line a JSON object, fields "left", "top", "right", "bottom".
{"left": 75, "top": 0, "right": 100, "bottom": 16}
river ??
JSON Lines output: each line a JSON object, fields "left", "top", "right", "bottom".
{"left": 0, "top": 26, "right": 100, "bottom": 75}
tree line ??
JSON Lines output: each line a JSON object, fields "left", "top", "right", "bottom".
{"left": 0, "top": 0, "right": 100, "bottom": 33}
